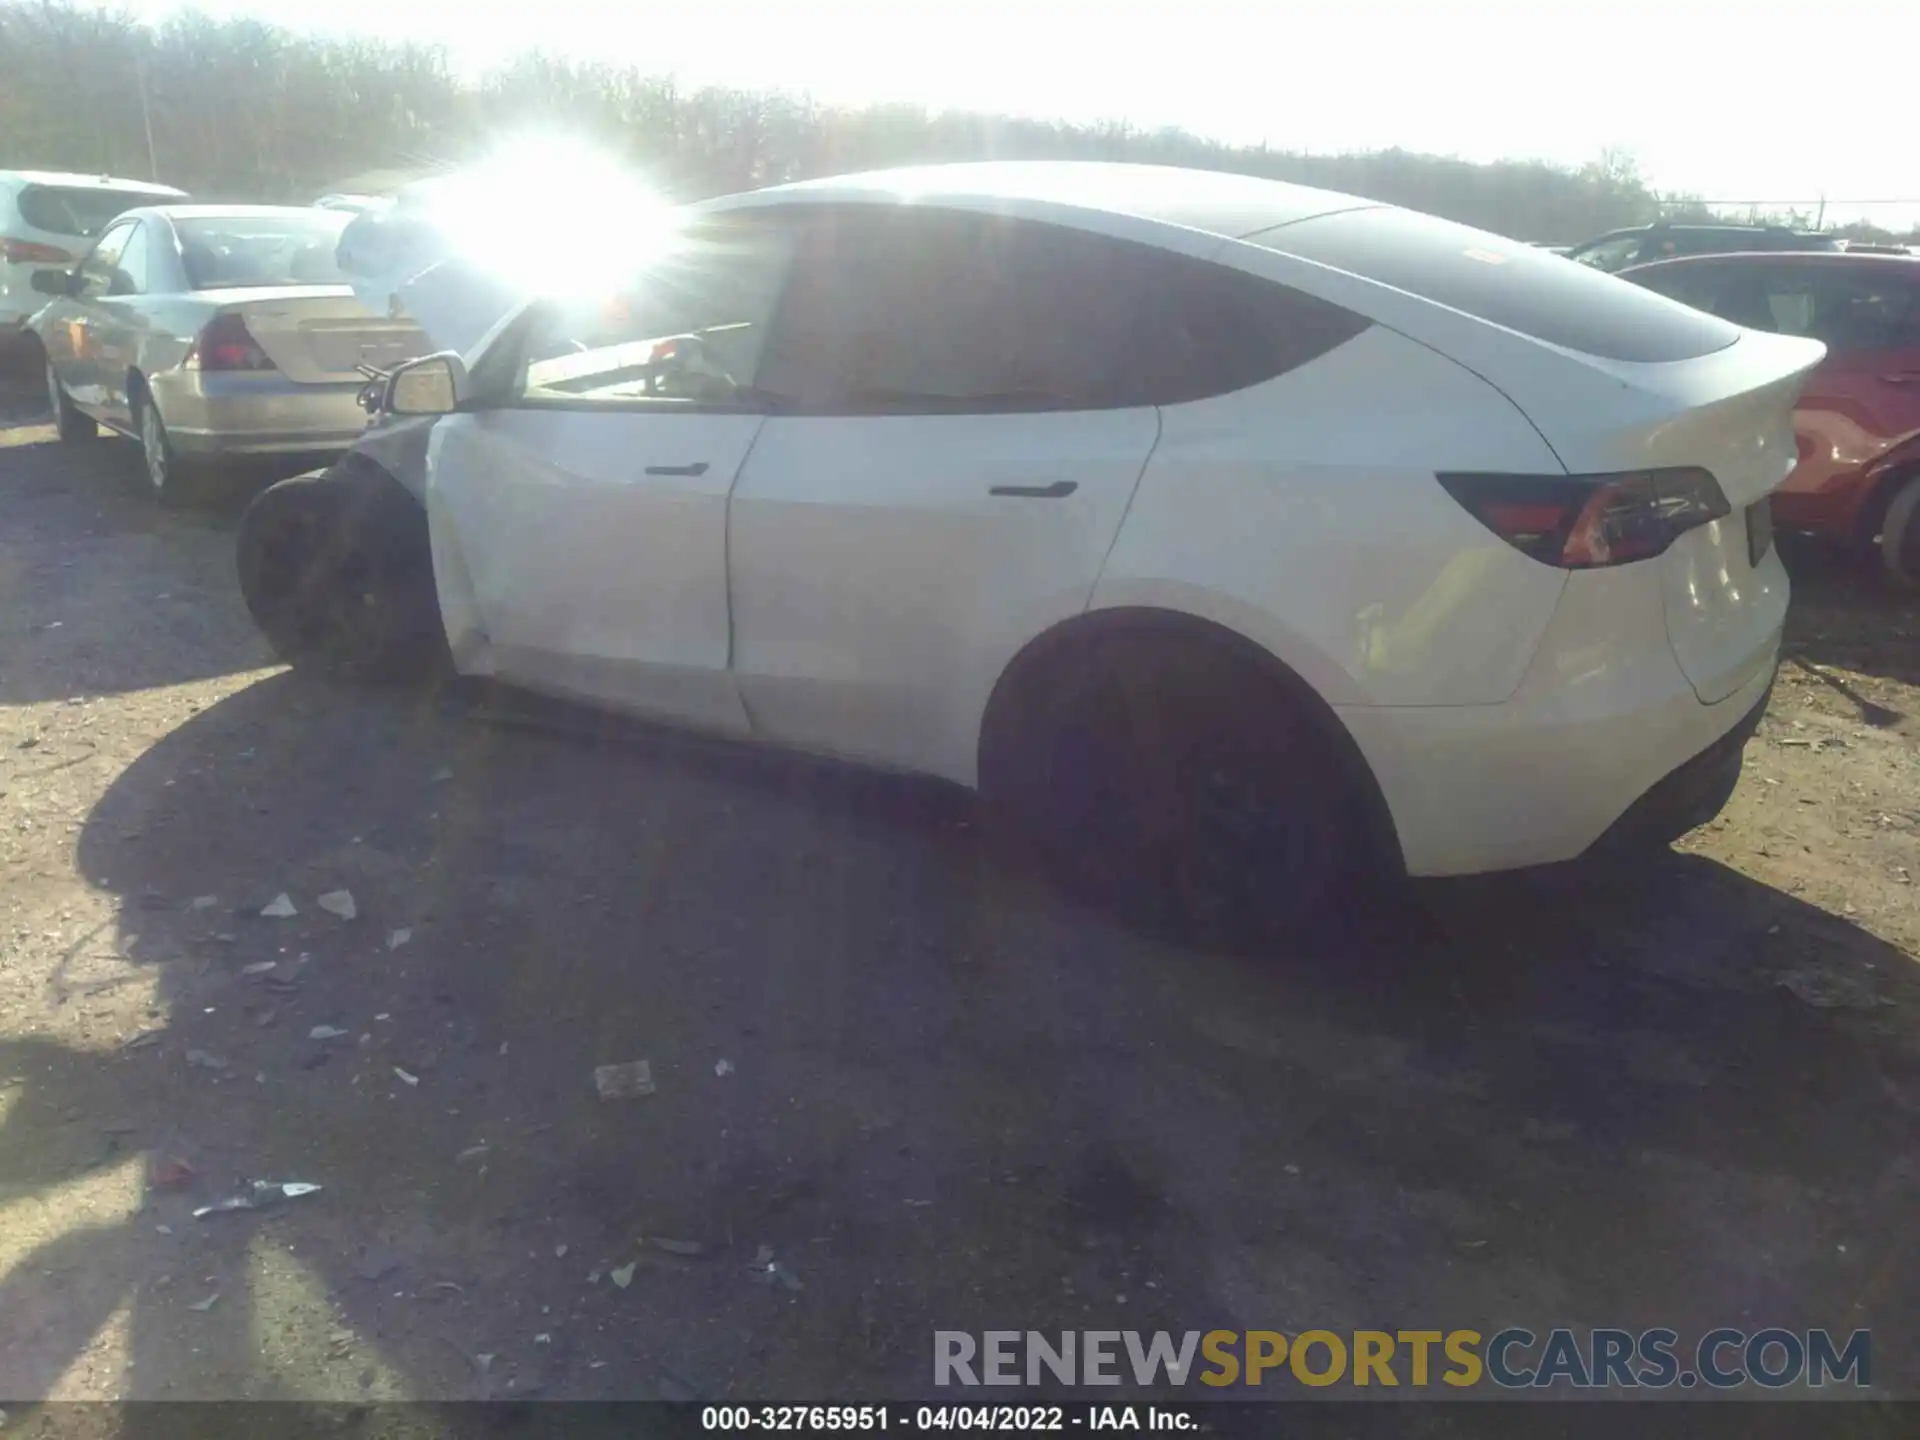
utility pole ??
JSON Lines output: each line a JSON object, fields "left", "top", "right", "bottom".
{"left": 1816, "top": 194, "right": 1826, "bottom": 230}
{"left": 136, "top": 52, "right": 159, "bottom": 182}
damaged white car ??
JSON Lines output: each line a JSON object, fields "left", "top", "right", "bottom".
{"left": 237, "top": 160, "right": 1814, "bottom": 936}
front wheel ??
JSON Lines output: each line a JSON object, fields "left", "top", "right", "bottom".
{"left": 236, "top": 462, "right": 449, "bottom": 685}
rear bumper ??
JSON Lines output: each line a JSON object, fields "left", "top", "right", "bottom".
{"left": 1337, "top": 548, "right": 1784, "bottom": 879}
{"left": 1588, "top": 678, "right": 1771, "bottom": 854}
{"left": 150, "top": 371, "right": 371, "bottom": 457}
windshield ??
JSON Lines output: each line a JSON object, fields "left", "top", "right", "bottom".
{"left": 17, "top": 185, "right": 162, "bottom": 238}
{"left": 176, "top": 212, "right": 352, "bottom": 290}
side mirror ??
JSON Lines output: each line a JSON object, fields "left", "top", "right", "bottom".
{"left": 387, "top": 351, "right": 467, "bottom": 416}
{"left": 30, "top": 269, "right": 75, "bottom": 297}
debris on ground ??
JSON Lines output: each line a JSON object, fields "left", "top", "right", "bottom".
{"left": 648, "top": 1237, "right": 707, "bottom": 1257}
{"left": 317, "top": 889, "right": 357, "bottom": 920}
{"left": 309, "top": 1025, "right": 350, "bottom": 1041}
{"left": 747, "top": 1244, "right": 804, "bottom": 1292}
{"left": 260, "top": 894, "right": 297, "bottom": 918}
{"left": 121, "top": 1029, "right": 164, "bottom": 1051}
{"left": 148, "top": 1155, "right": 196, "bottom": 1191}
{"left": 185, "top": 1048, "right": 230, "bottom": 1072}
{"left": 609, "top": 1263, "right": 636, "bottom": 1289}
{"left": 393, "top": 1067, "right": 420, "bottom": 1086}
{"left": 593, "top": 1060, "right": 655, "bottom": 1100}
{"left": 241, "top": 960, "right": 277, "bottom": 976}
{"left": 387, "top": 928, "right": 412, "bottom": 950}
{"left": 188, "top": 1292, "right": 221, "bottom": 1312}
{"left": 714, "top": 1058, "right": 734, "bottom": 1077}
{"left": 192, "top": 1180, "right": 322, "bottom": 1219}
{"left": 553, "top": 1244, "right": 568, "bottom": 1259}
{"left": 190, "top": 895, "right": 218, "bottom": 911}
{"left": 456, "top": 1143, "right": 490, "bottom": 1165}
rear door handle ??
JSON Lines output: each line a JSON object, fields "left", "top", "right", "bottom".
{"left": 645, "top": 462, "right": 710, "bottom": 477}
{"left": 989, "top": 480, "right": 1078, "bottom": 499}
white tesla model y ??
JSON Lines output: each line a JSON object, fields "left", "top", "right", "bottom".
{"left": 238, "top": 162, "right": 1819, "bottom": 936}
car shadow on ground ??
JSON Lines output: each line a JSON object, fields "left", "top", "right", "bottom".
{"left": 1780, "top": 537, "right": 1920, "bottom": 705}
{"left": 0, "top": 665, "right": 1913, "bottom": 1419}
{"left": 0, "top": 415, "right": 281, "bottom": 706}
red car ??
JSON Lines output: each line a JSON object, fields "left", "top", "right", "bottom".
{"left": 1622, "top": 250, "right": 1920, "bottom": 583}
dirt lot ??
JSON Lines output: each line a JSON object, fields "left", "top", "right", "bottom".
{"left": 1, "top": 373, "right": 1917, "bottom": 1413}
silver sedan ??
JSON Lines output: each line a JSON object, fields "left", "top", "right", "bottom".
{"left": 29, "top": 204, "right": 429, "bottom": 501}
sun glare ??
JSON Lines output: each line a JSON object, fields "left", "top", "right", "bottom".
{"left": 419, "top": 134, "right": 682, "bottom": 296}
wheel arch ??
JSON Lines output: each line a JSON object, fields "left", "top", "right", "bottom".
{"left": 1854, "top": 441, "right": 1920, "bottom": 546}
{"left": 976, "top": 604, "right": 1406, "bottom": 875}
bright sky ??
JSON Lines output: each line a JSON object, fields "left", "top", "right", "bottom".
{"left": 123, "top": 0, "right": 1920, "bottom": 228}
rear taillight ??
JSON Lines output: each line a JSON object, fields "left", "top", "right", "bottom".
{"left": 186, "top": 313, "right": 276, "bottom": 373}
{"left": 0, "top": 237, "right": 74, "bottom": 265}
{"left": 1438, "top": 468, "right": 1732, "bottom": 569}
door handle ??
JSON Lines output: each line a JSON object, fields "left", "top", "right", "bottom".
{"left": 645, "top": 462, "right": 710, "bottom": 477}
{"left": 1880, "top": 372, "right": 1920, "bottom": 385}
{"left": 989, "top": 480, "right": 1078, "bottom": 499}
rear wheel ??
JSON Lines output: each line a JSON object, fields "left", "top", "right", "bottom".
{"left": 982, "top": 634, "right": 1362, "bottom": 945}
{"left": 1882, "top": 475, "right": 1920, "bottom": 589}
{"left": 45, "top": 355, "right": 98, "bottom": 442}
{"left": 236, "top": 460, "right": 449, "bottom": 685}
{"left": 131, "top": 384, "right": 210, "bottom": 506}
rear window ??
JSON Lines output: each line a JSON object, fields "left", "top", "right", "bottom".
{"left": 1256, "top": 206, "right": 1743, "bottom": 363}
{"left": 177, "top": 212, "right": 351, "bottom": 290}
{"left": 16, "top": 185, "right": 158, "bottom": 239}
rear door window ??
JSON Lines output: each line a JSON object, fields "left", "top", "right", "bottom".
{"left": 17, "top": 186, "right": 156, "bottom": 239}
{"left": 1258, "top": 207, "right": 1741, "bottom": 361}
{"left": 755, "top": 208, "right": 1370, "bottom": 412}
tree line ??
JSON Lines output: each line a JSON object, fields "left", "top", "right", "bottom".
{"left": 3, "top": 1, "right": 1912, "bottom": 245}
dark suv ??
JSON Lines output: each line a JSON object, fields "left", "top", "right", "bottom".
{"left": 1564, "top": 222, "right": 1841, "bottom": 273}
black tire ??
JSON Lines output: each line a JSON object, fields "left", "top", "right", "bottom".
{"left": 1882, "top": 475, "right": 1920, "bottom": 590}
{"left": 236, "top": 458, "right": 450, "bottom": 684}
{"left": 45, "top": 352, "right": 98, "bottom": 442}
{"left": 981, "top": 632, "right": 1362, "bottom": 945}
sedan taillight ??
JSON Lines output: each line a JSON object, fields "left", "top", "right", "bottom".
{"left": 186, "top": 313, "right": 276, "bottom": 373}
{"left": 1438, "top": 468, "right": 1733, "bottom": 569}
{"left": 0, "top": 237, "right": 74, "bottom": 265}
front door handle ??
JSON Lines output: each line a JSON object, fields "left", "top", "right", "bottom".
{"left": 989, "top": 480, "right": 1078, "bottom": 499}
{"left": 645, "top": 462, "right": 710, "bottom": 477}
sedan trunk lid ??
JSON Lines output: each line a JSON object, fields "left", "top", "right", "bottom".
{"left": 202, "top": 286, "right": 430, "bottom": 384}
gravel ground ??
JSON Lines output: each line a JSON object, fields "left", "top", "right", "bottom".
{"left": 1, "top": 376, "right": 1917, "bottom": 1413}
